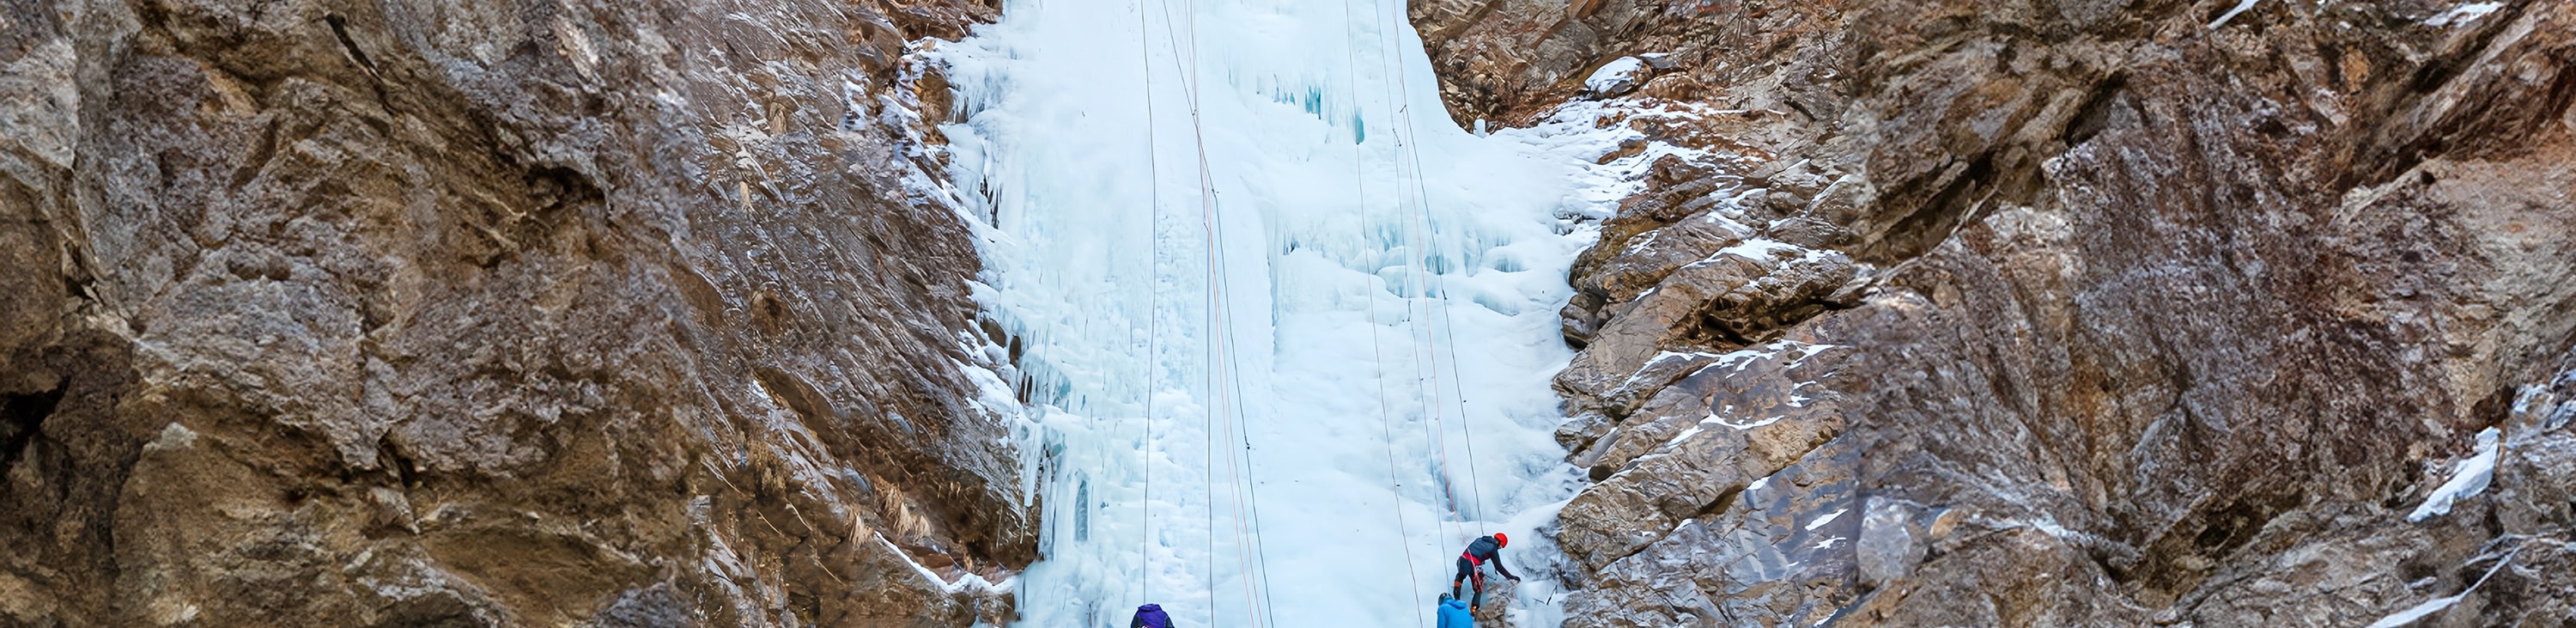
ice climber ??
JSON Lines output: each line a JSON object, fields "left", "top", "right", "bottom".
{"left": 1131, "top": 603, "right": 1172, "bottom": 628}
{"left": 1450, "top": 533, "right": 1520, "bottom": 611}
{"left": 1437, "top": 593, "right": 1475, "bottom": 628}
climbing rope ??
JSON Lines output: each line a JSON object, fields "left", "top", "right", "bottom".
{"left": 1334, "top": 0, "right": 1436, "bottom": 625}
{"left": 1368, "top": 0, "right": 1491, "bottom": 540}
{"left": 1122, "top": 0, "right": 1511, "bottom": 622}
{"left": 1133, "top": 0, "right": 1164, "bottom": 609}
{"left": 1154, "top": 5, "right": 1225, "bottom": 625}
{"left": 1156, "top": 1, "right": 1280, "bottom": 624}
{"left": 1346, "top": 0, "right": 1460, "bottom": 546}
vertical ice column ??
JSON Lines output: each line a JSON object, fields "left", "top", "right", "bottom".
{"left": 933, "top": 0, "right": 1592, "bottom": 626}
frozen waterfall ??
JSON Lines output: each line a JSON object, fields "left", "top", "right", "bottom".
{"left": 930, "top": 1, "right": 1607, "bottom": 625}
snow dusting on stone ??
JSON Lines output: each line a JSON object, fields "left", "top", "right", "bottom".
{"left": 2207, "top": 0, "right": 2263, "bottom": 28}
{"left": 1585, "top": 57, "right": 1649, "bottom": 96}
{"left": 2422, "top": 1, "right": 2504, "bottom": 27}
{"left": 2407, "top": 427, "right": 2501, "bottom": 521}
{"left": 1805, "top": 508, "right": 1849, "bottom": 531}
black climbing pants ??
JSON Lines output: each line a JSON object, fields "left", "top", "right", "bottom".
{"left": 1452, "top": 557, "right": 1485, "bottom": 607}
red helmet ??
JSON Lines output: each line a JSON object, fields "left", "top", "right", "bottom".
{"left": 1494, "top": 533, "right": 1509, "bottom": 547}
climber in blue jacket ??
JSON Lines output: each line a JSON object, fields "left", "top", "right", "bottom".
{"left": 1451, "top": 533, "right": 1519, "bottom": 611}
{"left": 1437, "top": 593, "right": 1476, "bottom": 628}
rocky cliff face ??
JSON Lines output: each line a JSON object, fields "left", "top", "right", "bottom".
{"left": 1414, "top": 0, "right": 2576, "bottom": 625}
{"left": 0, "top": 1, "right": 1034, "bottom": 626}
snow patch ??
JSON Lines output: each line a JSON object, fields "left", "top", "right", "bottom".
{"left": 1804, "top": 508, "right": 1848, "bottom": 531}
{"left": 2364, "top": 542, "right": 2521, "bottom": 627}
{"left": 2406, "top": 427, "right": 2500, "bottom": 522}
{"left": 144, "top": 423, "right": 198, "bottom": 453}
{"left": 2423, "top": 2, "right": 2504, "bottom": 27}
{"left": 952, "top": 358, "right": 1025, "bottom": 419}
{"left": 878, "top": 531, "right": 1011, "bottom": 594}
{"left": 1713, "top": 412, "right": 1787, "bottom": 431}
{"left": 1584, "top": 57, "right": 1649, "bottom": 96}
{"left": 2364, "top": 594, "right": 2466, "bottom": 628}
{"left": 1690, "top": 340, "right": 1838, "bottom": 376}
{"left": 2207, "top": 0, "right": 2263, "bottom": 28}
{"left": 1667, "top": 423, "right": 1709, "bottom": 445}
{"left": 1687, "top": 238, "right": 1805, "bottom": 269}
{"left": 2026, "top": 517, "right": 2075, "bottom": 540}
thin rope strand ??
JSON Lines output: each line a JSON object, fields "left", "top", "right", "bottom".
{"left": 1372, "top": 0, "right": 1490, "bottom": 540}
{"left": 1339, "top": 0, "right": 1427, "bottom": 625}
{"left": 1360, "top": 0, "right": 1471, "bottom": 546}
{"left": 1162, "top": 3, "right": 1264, "bottom": 624}
{"left": 1133, "top": 0, "right": 1165, "bottom": 608}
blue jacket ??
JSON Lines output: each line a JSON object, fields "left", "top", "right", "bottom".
{"left": 1437, "top": 597, "right": 1474, "bottom": 628}
{"left": 1131, "top": 604, "right": 1172, "bottom": 628}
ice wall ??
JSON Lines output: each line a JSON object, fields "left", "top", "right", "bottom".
{"left": 933, "top": 1, "right": 1595, "bottom": 625}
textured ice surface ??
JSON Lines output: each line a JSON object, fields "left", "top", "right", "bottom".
{"left": 931, "top": 1, "right": 1608, "bottom": 625}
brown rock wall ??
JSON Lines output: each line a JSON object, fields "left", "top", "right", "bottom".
{"left": 0, "top": 0, "right": 1030, "bottom": 626}
{"left": 1421, "top": 0, "right": 2576, "bottom": 625}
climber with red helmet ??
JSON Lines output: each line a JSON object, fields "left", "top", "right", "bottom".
{"left": 1450, "top": 533, "right": 1520, "bottom": 611}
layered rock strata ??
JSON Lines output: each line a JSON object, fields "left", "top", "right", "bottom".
{"left": 1416, "top": 0, "right": 2576, "bottom": 625}
{"left": 0, "top": 0, "right": 1031, "bottom": 626}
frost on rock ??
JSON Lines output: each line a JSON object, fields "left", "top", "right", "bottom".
{"left": 2363, "top": 594, "right": 2466, "bottom": 628}
{"left": 2423, "top": 2, "right": 2504, "bottom": 27}
{"left": 2406, "top": 427, "right": 2500, "bottom": 522}
{"left": 2362, "top": 539, "right": 2524, "bottom": 628}
{"left": 1802, "top": 507, "right": 1848, "bottom": 531}
{"left": 1584, "top": 57, "right": 1649, "bottom": 97}
{"left": 2206, "top": 0, "right": 2263, "bottom": 28}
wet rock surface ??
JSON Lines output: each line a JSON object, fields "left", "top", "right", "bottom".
{"left": 0, "top": 0, "right": 1030, "bottom": 626}
{"left": 1419, "top": 0, "right": 2576, "bottom": 625}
